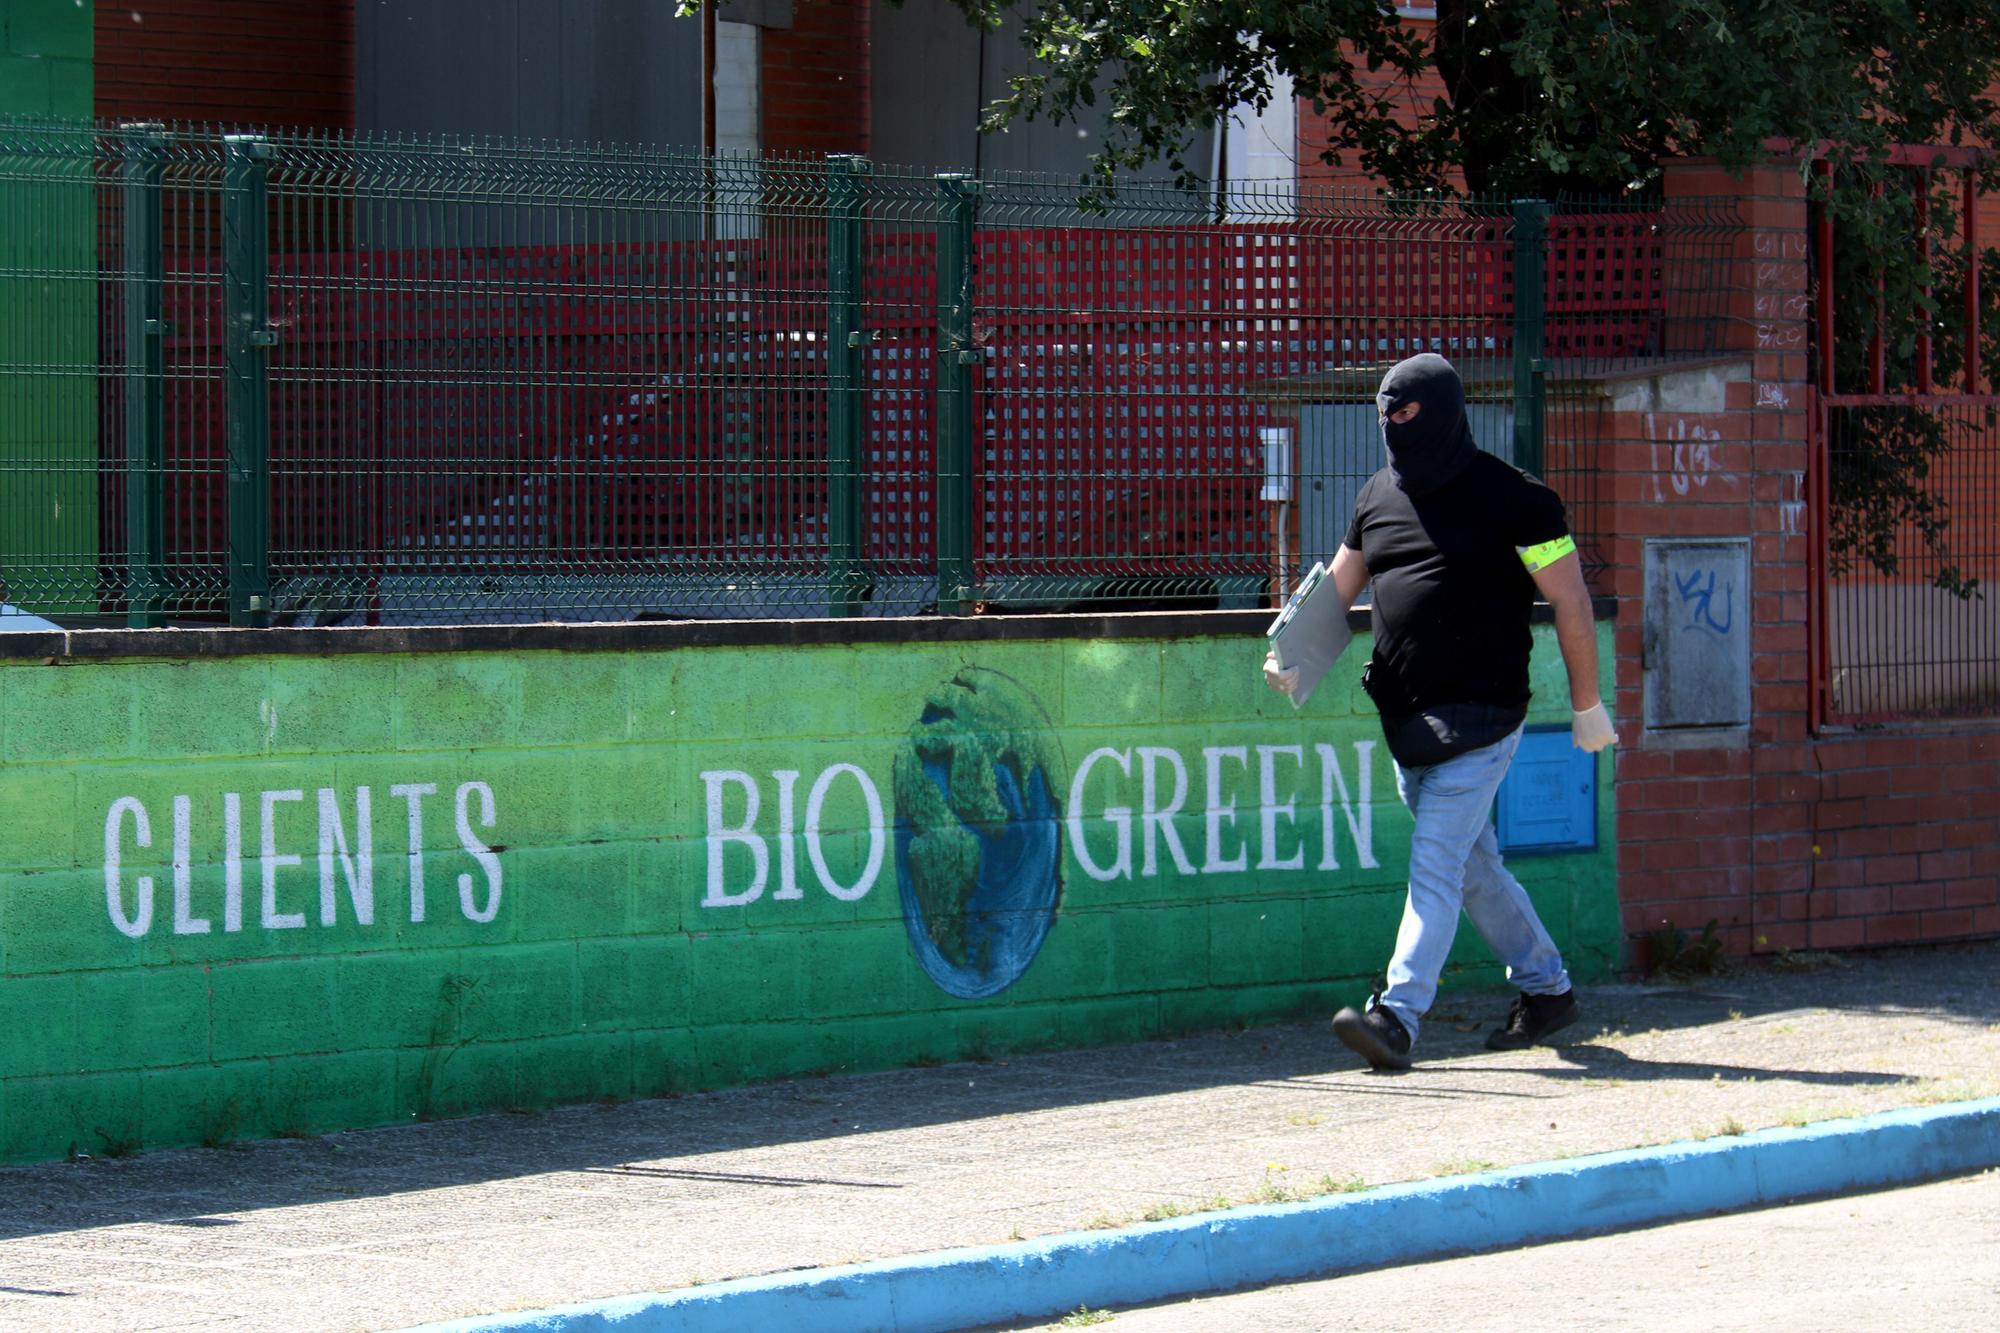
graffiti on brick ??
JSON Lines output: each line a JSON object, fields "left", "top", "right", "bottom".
{"left": 1650, "top": 418, "right": 1724, "bottom": 502}
{"left": 1674, "top": 566, "right": 1735, "bottom": 636}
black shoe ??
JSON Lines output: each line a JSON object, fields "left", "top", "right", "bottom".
{"left": 1332, "top": 1001, "right": 1412, "bottom": 1070}
{"left": 1485, "top": 989, "right": 1579, "bottom": 1051}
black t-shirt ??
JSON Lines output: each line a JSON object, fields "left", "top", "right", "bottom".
{"left": 1342, "top": 451, "right": 1570, "bottom": 716}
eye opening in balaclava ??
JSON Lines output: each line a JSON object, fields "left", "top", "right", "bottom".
{"left": 1377, "top": 353, "right": 1478, "bottom": 497}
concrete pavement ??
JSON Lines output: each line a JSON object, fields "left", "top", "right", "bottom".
{"left": 0, "top": 941, "right": 1994, "bottom": 1331}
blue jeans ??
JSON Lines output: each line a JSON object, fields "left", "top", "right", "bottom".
{"left": 1372, "top": 727, "right": 1571, "bottom": 1043}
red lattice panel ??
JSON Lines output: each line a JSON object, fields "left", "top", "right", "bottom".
{"left": 149, "top": 207, "right": 1666, "bottom": 605}
{"left": 1545, "top": 212, "right": 1666, "bottom": 359}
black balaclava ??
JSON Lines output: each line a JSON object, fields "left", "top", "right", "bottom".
{"left": 1377, "top": 353, "right": 1478, "bottom": 497}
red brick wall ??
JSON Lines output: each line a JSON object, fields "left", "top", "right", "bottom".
{"left": 1604, "top": 157, "right": 2000, "bottom": 961}
{"left": 1296, "top": 22, "right": 1453, "bottom": 195}
{"left": 95, "top": 0, "right": 354, "bottom": 130}
{"left": 761, "top": 0, "right": 869, "bottom": 157}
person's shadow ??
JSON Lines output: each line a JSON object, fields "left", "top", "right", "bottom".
{"left": 1544, "top": 1042, "right": 1913, "bottom": 1089}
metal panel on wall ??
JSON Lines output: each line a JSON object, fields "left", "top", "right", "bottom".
{"left": 1643, "top": 537, "right": 1751, "bottom": 730}
{"left": 1496, "top": 726, "right": 1598, "bottom": 854}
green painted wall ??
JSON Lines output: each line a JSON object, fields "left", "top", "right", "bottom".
{"left": 0, "top": 3, "right": 98, "bottom": 615}
{"left": 0, "top": 626, "right": 1616, "bottom": 1161}
{"left": 0, "top": 1, "right": 92, "bottom": 117}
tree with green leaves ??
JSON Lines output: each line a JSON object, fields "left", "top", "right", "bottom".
{"left": 937, "top": 0, "right": 1998, "bottom": 592}
{"left": 940, "top": 0, "right": 1998, "bottom": 202}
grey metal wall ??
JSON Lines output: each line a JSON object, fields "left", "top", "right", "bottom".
{"left": 871, "top": 0, "right": 1218, "bottom": 180}
{"left": 357, "top": 0, "right": 705, "bottom": 146}
{"left": 870, "top": 0, "right": 983, "bottom": 171}
{"left": 352, "top": 2, "right": 710, "bottom": 248}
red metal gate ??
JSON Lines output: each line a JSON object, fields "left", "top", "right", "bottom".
{"left": 1808, "top": 147, "right": 2000, "bottom": 726}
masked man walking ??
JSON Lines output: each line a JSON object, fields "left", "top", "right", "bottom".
{"left": 1264, "top": 354, "right": 1617, "bottom": 1069}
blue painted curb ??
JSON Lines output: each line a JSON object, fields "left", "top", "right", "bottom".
{"left": 402, "top": 1097, "right": 2000, "bottom": 1333}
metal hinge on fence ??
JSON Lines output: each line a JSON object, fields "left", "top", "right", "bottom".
{"left": 1512, "top": 199, "right": 1552, "bottom": 477}
{"left": 121, "top": 123, "right": 168, "bottom": 627}
{"left": 826, "top": 154, "right": 873, "bottom": 617}
{"left": 223, "top": 134, "right": 274, "bottom": 627}
{"left": 935, "top": 173, "right": 982, "bottom": 615}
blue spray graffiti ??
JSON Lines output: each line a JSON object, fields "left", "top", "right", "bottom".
{"left": 1674, "top": 568, "right": 1734, "bottom": 635}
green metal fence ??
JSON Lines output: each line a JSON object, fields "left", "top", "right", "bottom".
{"left": 0, "top": 118, "right": 1741, "bottom": 627}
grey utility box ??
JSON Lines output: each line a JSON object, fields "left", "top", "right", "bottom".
{"left": 1643, "top": 538, "right": 1751, "bottom": 733}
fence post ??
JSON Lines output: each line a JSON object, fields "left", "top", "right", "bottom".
{"left": 222, "top": 134, "right": 274, "bottom": 627}
{"left": 1511, "top": 198, "right": 1551, "bottom": 477}
{"left": 826, "top": 154, "right": 872, "bottom": 617}
{"left": 121, "top": 124, "right": 167, "bottom": 628}
{"left": 934, "top": 173, "right": 981, "bottom": 615}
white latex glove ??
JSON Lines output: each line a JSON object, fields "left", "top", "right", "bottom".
{"left": 1572, "top": 702, "right": 1617, "bottom": 753}
{"left": 1262, "top": 651, "right": 1300, "bottom": 696}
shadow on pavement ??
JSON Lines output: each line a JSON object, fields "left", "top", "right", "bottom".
{"left": 1548, "top": 1043, "right": 1916, "bottom": 1087}
{"left": 0, "top": 940, "right": 1990, "bottom": 1244}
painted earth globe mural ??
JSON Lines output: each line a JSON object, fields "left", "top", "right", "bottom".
{"left": 893, "top": 668, "right": 1066, "bottom": 999}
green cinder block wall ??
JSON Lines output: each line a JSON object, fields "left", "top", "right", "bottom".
{"left": 0, "top": 623, "right": 1617, "bottom": 1161}
{"left": 0, "top": 1, "right": 92, "bottom": 118}
{"left": 0, "top": 1, "right": 98, "bottom": 615}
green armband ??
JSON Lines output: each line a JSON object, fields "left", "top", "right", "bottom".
{"left": 1517, "top": 535, "right": 1576, "bottom": 573}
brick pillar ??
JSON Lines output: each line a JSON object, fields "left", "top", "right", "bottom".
{"left": 762, "top": 0, "right": 871, "bottom": 157}
{"left": 1600, "top": 156, "right": 1814, "bottom": 958}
